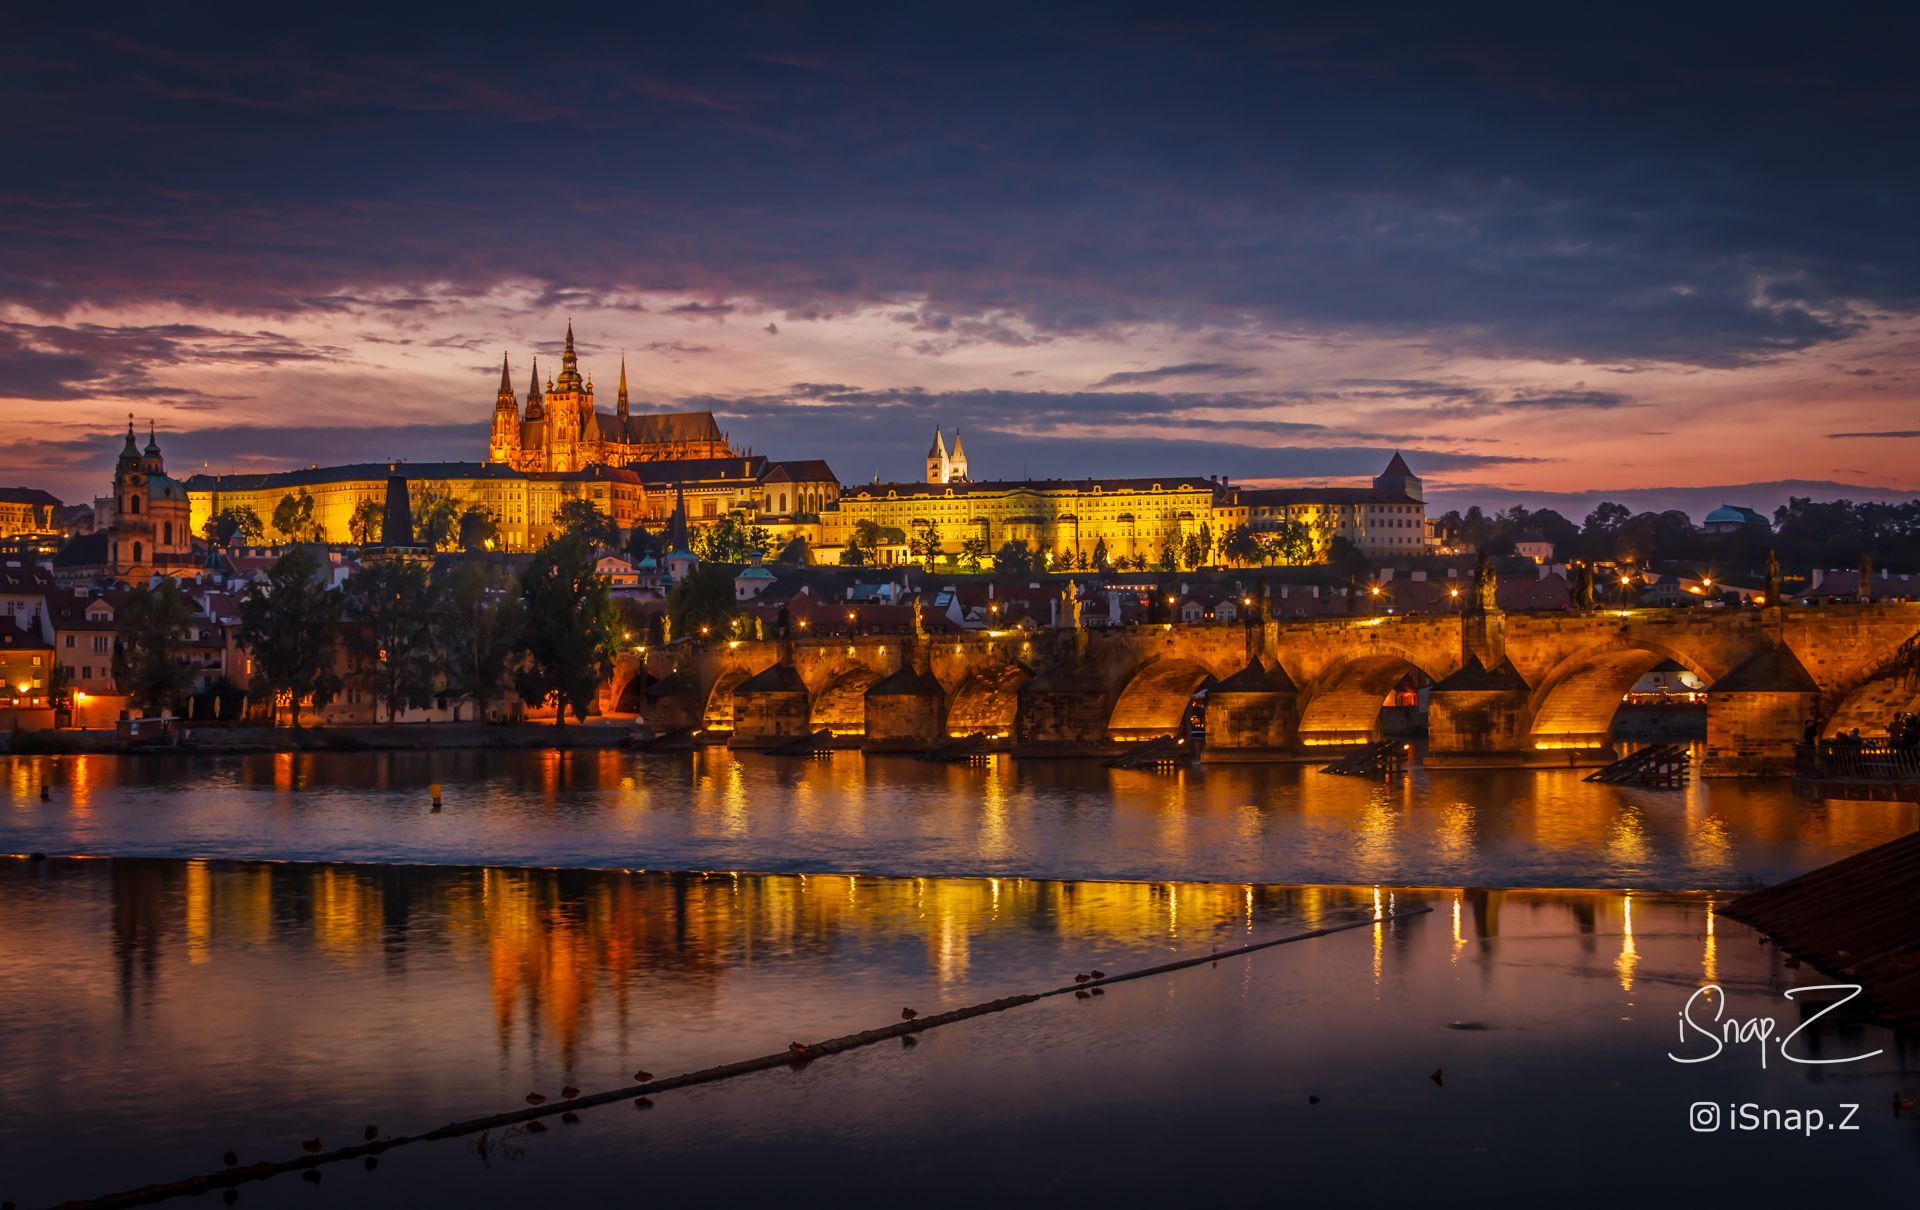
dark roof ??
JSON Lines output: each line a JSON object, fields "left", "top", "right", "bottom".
{"left": 762, "top": 459, "right": 839, "bottom": 483}
{"left": 1210, "top": 660, "right": 1299, "bottom": 694}
{"left": 1379, "top": 452, "right": 1417, "bottom": 480}
{"left": 625, "top": 457, "right": 769, "bottom": 485}
{"left": 0, "top": 627, "right": 52, "bottom": 652}
{"left": 44, "top": 587, "right": 122, "bottom": 630}
{"left": 866, "top": 667, "right": 944, "bottom": 697}
{"left": 49, "top": 532, "right": 109, "bottom": 568}
{"left": 845, "top": 477, "right": 1224, "bottom": 500}
{"left": 1239, "top": 486, "right": 1421, "bottom": 506}
{"left": 0, "top": 562, "right": 55, "bottom": 591}
{"left": 0, "top": 487, "right": 61, "bottom": 508}
{"left": 1432, "top": 656, "right": 1530, "bottom": 693}
{"left": 1712, "top": 644, "right": 1821, "bottom": 694}
{"left": 735, "top": 662, "right": 808, "bottom": 694}
{"left": 604, "top": 410, "right": 727, "bottom": 447}
{"left": 183, "top": 462, "right": 646, "bottom": 492}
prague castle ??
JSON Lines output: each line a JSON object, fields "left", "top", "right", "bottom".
{"left": 817, "top": 431, "right": 1434, "bottom": 566}
{"left": 47, "top": 323, "right": 1433, "bottom": 576}
{"left": 179, "top": 323, "right": 837, "bottom": 552}
{"left": 487, "top": 321, "right": 736, "bottom": 472}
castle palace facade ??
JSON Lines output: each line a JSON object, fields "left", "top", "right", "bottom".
{"left": 488, "top": 322, "right": 736, "bottom": 472}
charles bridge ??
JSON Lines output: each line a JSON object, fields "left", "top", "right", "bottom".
{"left": 605, "top": 602, "right": 1920, "bottom": 775}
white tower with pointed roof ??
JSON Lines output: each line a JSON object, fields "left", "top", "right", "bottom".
{"left": 926, "top": 426, "right": 951, "bottom": 484}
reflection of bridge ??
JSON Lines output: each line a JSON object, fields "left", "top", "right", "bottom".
{"left": 607, "top": 604, "right": 1920, "bottom": 774}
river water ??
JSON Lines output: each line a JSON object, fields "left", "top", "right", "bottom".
{"left": 4, "top": 748, "right": 1912, "bottom": 889}
{"left": 2, "top": 752, "right": 1916, "bottom": 1207}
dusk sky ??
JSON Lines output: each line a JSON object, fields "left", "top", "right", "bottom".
{"left": 5, "top": 5, "right": 1919, "bottom": 517}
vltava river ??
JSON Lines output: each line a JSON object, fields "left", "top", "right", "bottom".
{"left": 3, "top": 748, "right": 1911, "bottom": 889}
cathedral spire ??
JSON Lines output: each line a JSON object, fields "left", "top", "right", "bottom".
{"left": 616, "top": 355, "right": 630, "bottom": 420}
{"left": 524, "top": 356, "right": 545, "bottom": 422}
{"left": 555, "top": 319, "right": 584, "bottom": 393}
{"left": 497, "top": 351, "right": 513, "bottom": 397}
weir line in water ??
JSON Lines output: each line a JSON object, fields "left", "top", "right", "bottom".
{"left": 48, "top": 906, "right": 1433, "bottom": 1210}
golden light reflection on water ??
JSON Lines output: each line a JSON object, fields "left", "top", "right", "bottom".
{"left": 1702, "top": 899, "right": 1717, "bottom": 985}
{"left": 185, "top": 859, "right": 211, "bottom": 964}
{"left": 6, "top": 753, "right": 1918, "bottom": 895}
{"left": 1615, "top": 893, "right": 1638, "bottom": 992}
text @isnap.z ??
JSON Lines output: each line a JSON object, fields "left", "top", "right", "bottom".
{"left": 1688, "top": 1102, "right": 1862, "bottom": 1134}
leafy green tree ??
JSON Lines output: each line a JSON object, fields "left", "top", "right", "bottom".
{"left": 411, "top": 486, "right": 462, "bottom": 552}
{"left": 114, "top": 579, "right": 195, "bottom": 716}
{"left": 958, "top": 534, "right": 990, "bottom": 572}
{"left": 271, "top": 490, "right": 322, "bottom": 542}
{"left": 1220, "top": 523, "right": 1263, "bottom": 567}
{"left": 236, "top": 547, "right": 342, "bottom": 728}
{"left": 458, "top": 506, "right": 500, "bottom": 553}
{"left": 514, "top": 532, "right": 621, "bottom": 729}
{"left": 341, "top": 560, "right": 439, "bottom": 723}
{"left": 692, "top": 510, "right": 772, "bottom": 563}
{"left": 347, "top": 496, "right": 384, "bottom": 546}
{"left": 1271, "top": 517, "right": 1316, "bottom": 565}
{"left": 203, "top": 505, "right": 264, "bottom": 547}
{"left": 993, "top": 539, "right": 1034, "bottom": 574}
{"left": 667, "top": 563, "right": 738, "bottom": 643}
{"left": 1156, "top": 537, "right": 1180, "bottom": 573}
{"left": 554, "top": 498, "right": 616, "bottom": 548}
{"left": 436, "top": 561, "right": 524, "bottom": 722}
{"left": 911, "top": 521, "right": 943, "bottom": 570}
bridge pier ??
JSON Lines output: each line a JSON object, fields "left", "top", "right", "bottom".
{"left": 1425, "top": 656, "right": 1544, "bottom": 767}
{"left": 729, "top": 663, "right": 812, "bottom": 748}
{"left": 864, "top": 667, "right": 946, "bottom": 750}
{"left": 1016, "top": 668, "right": 1116, "bottom": 755}
{"left": 1703, "top": 643, "right": 1822, "bottom": 776}
{"left": 1200, "top": 660, "right": 1300, "bottom": 760}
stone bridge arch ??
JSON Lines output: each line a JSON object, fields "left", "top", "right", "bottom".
{"left": 1106, "top": 656, "right": 1224, "bottom": 740}
{"left": 1296, "top": 649, "right": 1444, "bottom": 745}
{"left": 1822, "top": 663, "right": 1920, "bottom": 737}
{"left": 702, "top": 666, "right": 755, "bottom": 730}
{"left": 1523, "top": 638, "right": 1717, "bottom": 749}
{"left": 811, "top": 663, "right": 886, "bottom": 736}
{"left": 946, "top": 663, "right": 1033, "bottom": 738}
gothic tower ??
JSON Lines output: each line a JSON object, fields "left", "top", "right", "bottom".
{"left": 948, "top": 429, "right": 969, "bottom": 482}
{"left": 545, "top": 320, "right": 593, "bottom": 473}
{"left": 616, "top": 355, "right": 630, "bottom": 424}
{"left": 488, "top": 352, "right": 520, "bottom": 465}
{"left": 926, "top": 427, "right": 950, "bottom": 484}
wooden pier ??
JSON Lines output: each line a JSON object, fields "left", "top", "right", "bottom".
{"left": 1583, "top": 743, "right": 1690, "bottom": 787}
{"left": 1318, "top": 740, "right": 1407, "bottom": 779}
{"left": 1106, "top": 735, "right": 1194, "bottom": 771}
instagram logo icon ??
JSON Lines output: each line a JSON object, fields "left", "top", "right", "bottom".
{"left": 1689, "top": 1102, "right": 1721, "bottom": 1132}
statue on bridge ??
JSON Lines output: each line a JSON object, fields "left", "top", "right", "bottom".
{"left": 1470, "top": 552, "right": 1499, "bottom": 615}
{"left": 911, "top": 593, "right": 926, "bottom": 639}
{"left": 1766, "top": 550, "right": 1782, "bottom": 606}
{"left": 1571, "top": 562, "right": 1594, "bottom": 610}
{"left": 1059, "top": 579, "right": 1084, "bottom": 629}
{"left": 1860, "top": 553, "right": 1874, "bottom": 605}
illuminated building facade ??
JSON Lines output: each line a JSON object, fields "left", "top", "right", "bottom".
{"left": 0, "top": 486, "right": 60, "bottom": 537}
{"left": 487, "top": 322, "right": 736, "bottom": 472}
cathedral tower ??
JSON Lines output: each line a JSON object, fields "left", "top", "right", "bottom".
{"left": 926, "top": 427, "right": 950, "bottom": 484}
{"left": 947, "top": 429, "right": 969, "bottom": 482}
{"left": 488, "top": 352, "right": 521, "bottom": 465}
